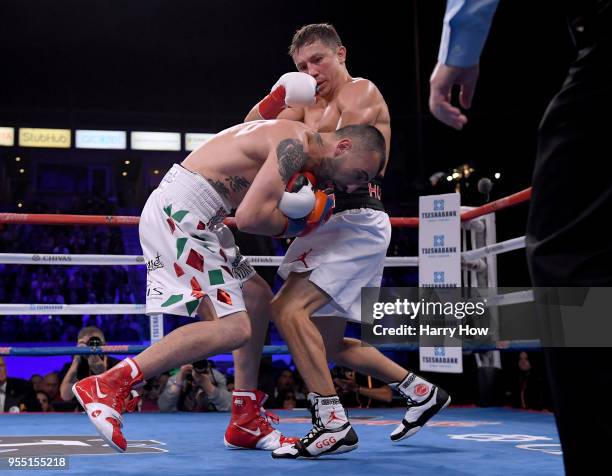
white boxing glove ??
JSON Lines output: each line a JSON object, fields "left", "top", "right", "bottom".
{"left": 258, "top": 72, "right": 316, "bottom": 119}
{"left": 278, "top": 172, "right": 317, "bottom": 218}
{"left": 273, "top": 72, "right": 317, "bottom": 107}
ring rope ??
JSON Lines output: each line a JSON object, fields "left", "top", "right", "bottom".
{"left": 461, "top": 236, "right": 526, "bottom": 262}
{"left": 0, "top": 340, "right": 543, "bottom": 357}
{"left": 0, "top": 304, "right": 145, "bottom": 316}
{"left": 0, "top": 187, "right": 532, "bottom": 229}
{"left": 0, "top": 290, "right": 534, "bottom": 316}
{"left": 0, "top": 234, "right": 526, "bottom": 269}
{"left": 0, "top": 253, "right": 418, "bottom": 267}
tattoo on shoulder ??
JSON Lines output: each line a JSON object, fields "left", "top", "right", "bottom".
{"left": 225, "top": 175, "right": 250, "bottom": 193}
{"left": 204, "top": 176, "right": 250, "bottom": 199}
{"left": 205, "top": 177, "right": 231, "bottom": 200}
{"left": 276, "top": 138, "right": 308, "bottom": 183}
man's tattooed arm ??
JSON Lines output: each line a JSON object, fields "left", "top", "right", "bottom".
{"left": 205, "top": 176, "right": 251, "bottom": 199}
{"left": 225, "top": 175, "right": 250, "bottom": 193}
{"left": 276, "top": 138, "right": 309, "bottom": 184}
{"left": 205, "top": 178, "right": 231, "bottom": 200}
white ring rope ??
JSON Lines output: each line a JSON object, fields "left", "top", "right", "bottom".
{"left": 462, "top": 236, "right": 526, "bottom": 263}
{"left": 0, "top": 236, "right": 526, "bottom": 269}
{"left": 0, "top": 236, "right": 531, "bottom": 316}
{"left": 0, "top": 303, "right": 145, "bottom": 316}
{"left": 0, "top": 253, "right": 419, "bottom": 267}
{"left": 0, "top": 291, "right": 534, "bottom": 316}
{"left": 0, "top": 253, "right": 146, "bottom": 265}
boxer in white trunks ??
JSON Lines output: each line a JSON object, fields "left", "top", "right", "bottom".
{"left": 224, "top": 24, "right": 451, "bottom": 459}
{"left": 72, "top": 119, "right": 385, "bottom": 453}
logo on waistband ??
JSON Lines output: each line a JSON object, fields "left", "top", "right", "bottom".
{"left": 368, "top": 182, "right": 381, "bottom": 200}
{"left": 207, "top": 207, "right": 228, "bottom": 228}
{"left": 146, "top": 253, "right": 164, "bottom": 272}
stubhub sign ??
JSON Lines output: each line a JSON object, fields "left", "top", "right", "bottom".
{"left": 76, "top": 130, "right": 127, "bottom": 150}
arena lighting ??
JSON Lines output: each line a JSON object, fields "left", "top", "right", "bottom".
{"left": 131, "top": 131, "right": 181, "bottom": 151}
{"left": 17, "top": 202, "right": 22, "bottom": 208}
{"left": 153, "top": 169, "right": 160, "bottom": 175}
{"left": 18, "top": 168, "right": 25, "bottom": 174}
{"left": 495, "top": 172, "right": 501, "bottom": 179}
{"left": 121, "top": 171, "right": 128, "bottom": 177}
{"left": 15, "top": 157, "right": 21, "bottom": 162}
{"left": 124, "top": 160, "right": 131, "bottom": 165}
{"left": 446, "top": 175, "right": 453, "bottom": 182}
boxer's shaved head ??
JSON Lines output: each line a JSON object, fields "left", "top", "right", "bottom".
{"left": 335, "top": 124, "right": 386, "bottom": 176}
{"left": 289, "top": 23, "right": 342, "bottom": 56}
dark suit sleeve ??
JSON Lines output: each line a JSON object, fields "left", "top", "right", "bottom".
{"left": 5, "top": 378, "right": 42, "bottom": 412}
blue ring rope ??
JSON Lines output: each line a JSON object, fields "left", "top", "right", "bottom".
{"left": 0, "top": 341, "right": 542, "bottom": 356}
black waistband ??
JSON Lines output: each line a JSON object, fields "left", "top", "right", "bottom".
{"left": 333, "top": 176, "right": 385, "bottom": 213}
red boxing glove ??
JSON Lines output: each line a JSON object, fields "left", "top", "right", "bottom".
{"left": 286, "top": 171, "right": 317, "bottom": 192}
{"left": 258, "top": 73, "right": 317, "bottom": 120}
{"left": 258, "top": 85, "right": 286, "bottom": 120}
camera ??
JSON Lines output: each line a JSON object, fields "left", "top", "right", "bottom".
{"left": 192, "top": 359, "right": 211, "bottom": 374}
{"left": 87, "top": 336, "right": 103, "bottom": 348}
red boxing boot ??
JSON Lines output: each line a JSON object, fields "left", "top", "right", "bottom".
{"left": 224, "top": 389, "right": 298, "bottom": 450}
{"left": 73, "top": 358, "right": 144, "bottom": 452}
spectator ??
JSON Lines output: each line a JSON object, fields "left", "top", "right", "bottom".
{"left": 269, "top": 369, "right": 306, "bottom": 408}
{"left": 158, "top": 361, "right": 231, "bottom": 412}
{"left": 36, "top": 391, "right": 54, "bottom": 412}
{"left": 41, "top": 372, "right": 61, "bottom": 403}
{"left": 0, "top": 357, "right": 41, "bottom": 412}
{"left": 332, "top": 365, "right": 392, "bottom": 408}
{"left": 139, "top": 374, "right": 169, "bottom": 412}
{"left": 59, "top": 326, "right": 120, "bottom": 401}
{"left": 30, "top": 374, "right": 43, "bottom": 392}
{"left": 278, "top": 390, "right": 298, "bottom": 410}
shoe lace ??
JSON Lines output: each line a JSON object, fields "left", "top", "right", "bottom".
{"left": 114, "top": 384, "right": 132, "bottom": 413}
{"left": 404, "top": 395, "right": 418, "bottom": 406}
{"left": 261, "top": 408, "right": 280, "bottom": 425}
{"left": 303, "top": 402, "right": 324, "bottom": 442}
{"left": 124, "top": 390, "right": 141, "bottom": 413}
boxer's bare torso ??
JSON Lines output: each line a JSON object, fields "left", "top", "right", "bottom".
{"left": 281, "top": 79, "right": 391, "bottom": 175}
{"left": 181, "top": 120, "right": 311, "bottom": 209}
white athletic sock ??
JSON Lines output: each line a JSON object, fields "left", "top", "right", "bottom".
{"left": 396, "top": 373, "right": 433, "bottom": 403}
{"left": 309, "top": 393, "right": 348, "bottom": 430}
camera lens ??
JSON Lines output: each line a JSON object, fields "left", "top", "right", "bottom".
{"left": 192, "top": 359, "right": 210, "bottom": 374}
{"left": 87, "top": 336, "right": 103, "bottom": 347}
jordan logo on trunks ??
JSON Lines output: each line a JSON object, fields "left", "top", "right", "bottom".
{"left": 291, "top": 249, "right": 313, "bottom": 267}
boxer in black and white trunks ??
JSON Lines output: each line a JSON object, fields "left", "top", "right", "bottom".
{"left": 72, "top": 119, "right": 385, "bottom": 453}
{"left": 225, "top": 24, "right": 451, "bottom": 459}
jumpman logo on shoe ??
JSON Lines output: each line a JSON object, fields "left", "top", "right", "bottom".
{"left": 290, "top": 248, "right": 313, "bottom": 267}
{"left": 326, "top": 410, "right": 345, "bottom": 425}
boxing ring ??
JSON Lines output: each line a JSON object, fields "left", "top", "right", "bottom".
{"left": 0, "top": 187, "right": 563, "bottom": 475}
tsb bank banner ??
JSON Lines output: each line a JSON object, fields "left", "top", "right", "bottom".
{"left": 418, "top": 193, "right": 462, "bottom": 373}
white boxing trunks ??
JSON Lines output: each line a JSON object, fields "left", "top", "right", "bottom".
{"left": 140, "top": 164, "right": 254, "bottom": 318}
{"left": 277, "top": 208, "right": 391, "bottom": 322}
